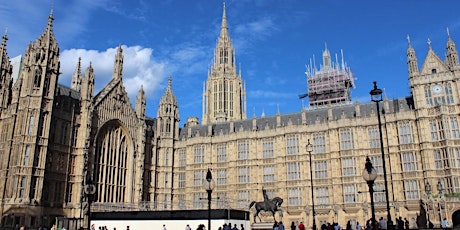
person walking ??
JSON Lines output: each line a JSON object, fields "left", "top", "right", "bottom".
{"left": 441, "top": 218, "right": 449, "bottom": 229}
{"left": 298, "top": 222, "right": 305, "bottom": 230}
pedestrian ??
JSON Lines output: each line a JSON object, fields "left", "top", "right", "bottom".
{"left": 356, "top": 222, "right": 361, "bottom": 230}
{"left": 404, "top": 218, "right": 409, "bottom": 230}
{"left": 186, "top": 225, "right": 192, "bottom": 230}
{"left": 291, "top": 222, "right": 296, "bottom": 230}
{"left": 441, "top": 218, "right": 449, "bottom": 229}
{"left": 279, "top": 222, "right": 285, "bottom": 230}
{"left": 298, "top": 222, "right": 305, "bottom": 230}
{"left": 162, "top": 225, "right": 167, "bottom": 230}
{"left": 232, "top": 224, "right": 238, "bottom": 230}
{"left": 273, "top": 222, "right": 279, "bottom": 230}
{"left": 241, "top": 224, "right": 245, "bottom": 230}
{"left": 379, "top": 217, "right": 387, "bottom": 230}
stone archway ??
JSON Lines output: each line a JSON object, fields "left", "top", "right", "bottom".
{"left": 452, "top": 210, "right": 460, "bottom": 228}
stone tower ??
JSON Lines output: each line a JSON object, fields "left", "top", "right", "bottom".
{"left": 0, "top": 9, "right": 60, "bottom": 212}
{"left": 202, "top": 3, "right": 246, "bottom": 125}
{"left": 155, "top": 77, "right": 179, "bottom": 209}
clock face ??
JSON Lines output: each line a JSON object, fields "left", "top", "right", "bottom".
{"left": 432, "top": 85, "right": 443, "bottom": 94}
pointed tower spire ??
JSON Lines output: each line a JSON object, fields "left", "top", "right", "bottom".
{"left": 71, "top": 57, "right": 82, "bottom": 92}
{"left": 445, "top": 28, "right": 459, "bottom": 70}
{"left": 113, "top": 45, "right": 124, "bottom": 79}
{"left": 157, "top": 76, "right": 179, "bottom": 138}
{"left": 136, "top": 85, "right": 146, "bottom": 119}
{"left": 322, "top": 43, "right": 332, "bottom": 70}
{"left": 0, "top": 29, "right": 13, "bottom": 111}
{"left": 202, "top": 4, "right": 246, "bottom": 124}
{"left": 220, "top": 2, "right": 229, "bottom": 38}
{"left": 407, "top": 35, "right": 419, "bottom": 76}
{"left": 81, "top": 62, "right": 95, "bottom": 101}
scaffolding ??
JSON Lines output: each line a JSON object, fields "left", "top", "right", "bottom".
{"left": 305, "top": 45, "right": 355, "bottom": 107}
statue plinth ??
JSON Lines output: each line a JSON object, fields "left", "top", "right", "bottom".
{"left": 251, "top": 222, "right": 275, "bottom": 230}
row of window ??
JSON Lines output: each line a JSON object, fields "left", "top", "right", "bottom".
{"left": 182, "top": 120, "right": 457, "bottom": 166}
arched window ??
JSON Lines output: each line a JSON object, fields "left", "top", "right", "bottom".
{"left": 94, "top": 122, "right": 132, "bottom": 203}
{"left": 34, "top": 68, "right": 41, "bottom": 87}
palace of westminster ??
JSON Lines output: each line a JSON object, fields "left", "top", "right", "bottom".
{"left": 0, "top": 4, "right": 460, "bottom": 230}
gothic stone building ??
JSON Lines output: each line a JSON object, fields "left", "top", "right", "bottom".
{"left": 0, "top": 5, "right": 460, "bottom": 230}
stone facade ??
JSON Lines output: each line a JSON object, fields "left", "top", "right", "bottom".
{"left": 0, "top": 6, "right": 459, "bottom": 230}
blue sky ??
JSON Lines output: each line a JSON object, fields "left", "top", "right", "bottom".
{"left": 1, "top": 0, "right": 460, "bottom": 125}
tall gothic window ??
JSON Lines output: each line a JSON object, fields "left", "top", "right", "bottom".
{"left": 287, "top": 162, "right": 301, "bottom": 180}
{"left": 368, "top": 126, "right": 379, "bottom": 148}
{"left": 28, "top": 114, "right": 35, "bottom": 135}
{"left": 316, "top": 187, "right": 329, "bottom": 204}
{"left": 237, "top": 140, "right": 249, "bottom": 160}
{"left": 95, "top": 122, "right": 130, "bottom": 203}
{"left": 286, "top": 134, "right": 299, "bottom": 155}
{"left": 194, "top": 145, "right": 205, "bottom": 164}
{"left": 434, "top": 150, "right": 443, "bottom": 169}
{"left": 217, "top": 144, "right": 227, "bottom": 162}
{"left": 23, "top": 145, "right": 30, "bottom": 166}
{"left": 238, "top": 191, "right": 250, "bottom": 209}
{"left": 402, "top": 152, "right": 417, "bottom": 172}
{"left": 262, "top": 138, "right": 274, "bottom": 158}
{"left": 313, "top": 133, "right": 326, "bottom": 153}
{"left": 237, "top": 167, "right": 250, "bottom": 183}
{"left": 450, "top": 117, "right": 460, "bottom": 139}
{"left": 315, "top": 161, "right": 328, "bottom": 179}
{"left": 430, "top": 120, "right": 439, "bottom": 140}
{"left": 404, "top": 180, "right": 420, "bottom": 200}
{"left": 340, "top": 128, "right": 353, "bottom": 150}
{"left": 177, "top": 173, "right": 186, "bottom": 188}
{"left": 216, "top": 169, "right": 227, "bottom": 185}
{"left": 341, "top": 157, "right": 356, "bottom": 176}
{"left": 398, "top": 121, "right": 414, "bottom": 144}
{"left": 449, "top": 148, "right": 460, "bottom": 168}
{"left": 263, "top": 165, "right": 275, "bottom": 182}
{"left": 34, "top": 68, "right": 41, "bottom": 87}
{"left": 425, "top": 86, "right": 433, "bottom": 107}
{"left": 343, "top": 184, "right": 356, "bottom": 203}
{"left": 288, "top": 187, "right": 302, "bottom": 206}
{"left": 178, "top": 149, "right": 186, "bottom": 167}
{"left": 446, "top": 83, "right": 454, "bottom": 104}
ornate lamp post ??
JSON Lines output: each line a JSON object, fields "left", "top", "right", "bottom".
{"left": 84, "top": 180, "right": 96, "bottom": 230}
{"left": 306, "top": 140, "right": 316, "bottom": 230}
{"left": 362, "top": 157, "right": 378, "bottom": 230}
{"left": 203, "top": 169, "right": 215, "bottom": 230}
{"left": 370, "top": 81, "right": 394, "bottom": 230}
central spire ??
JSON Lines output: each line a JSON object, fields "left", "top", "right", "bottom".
{"left": 202, "top": 3, "right": 247, "bottom": 124}
{"left": 220, "top": 3, "right": 228, "bottom": 39}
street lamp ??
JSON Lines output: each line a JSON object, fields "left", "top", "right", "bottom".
{"left": 362, "top": 157, "right": 378, "bottom": 230}
{"left": 84, "top": 180, "right": 96, "bottom": 230}
{"left": 306, "top": 140, "right": 316, "bottom": 230}
{"left": 370, "top": 81, "right": 394, "bottom": 230}
{"left": 203, "top": 168, "right": 215, "bottom": 230}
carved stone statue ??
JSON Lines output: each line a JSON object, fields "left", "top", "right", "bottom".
{"left": 249, "top": 188, "right": 283, "bottom": 222}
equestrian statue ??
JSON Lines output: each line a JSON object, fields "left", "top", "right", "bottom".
{"left": 249, "top": 188, "right": 284, "bottom": 222}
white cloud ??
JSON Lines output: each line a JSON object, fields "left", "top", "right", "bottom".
{"left": 60, "top": 45, "right": 166, "bottom": 101}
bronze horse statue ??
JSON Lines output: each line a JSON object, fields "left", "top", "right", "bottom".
{"left": 249, "top": 197, "right": 283, "bottom": 222}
